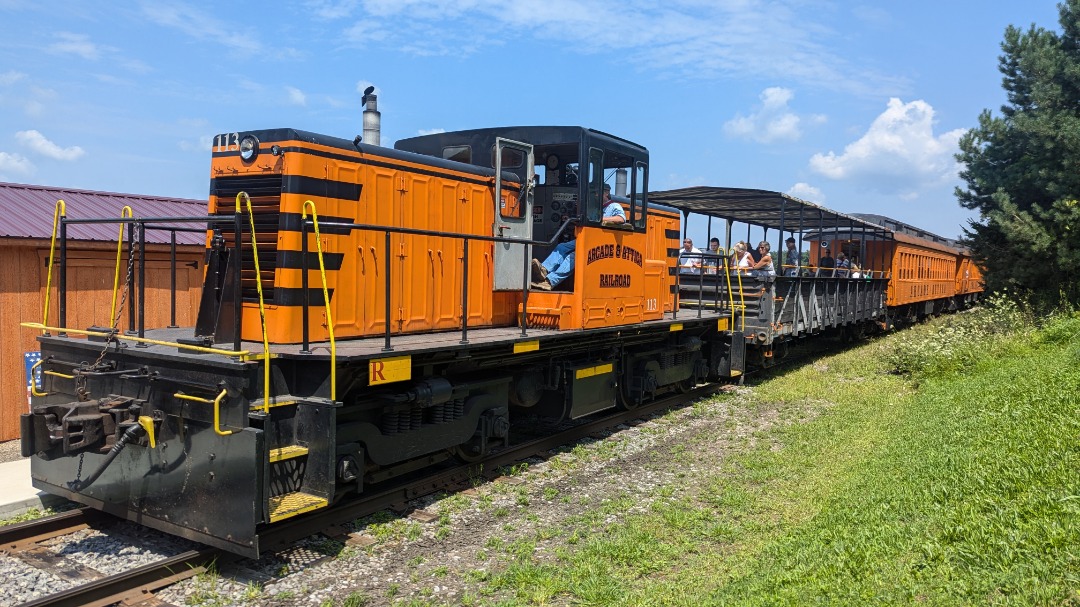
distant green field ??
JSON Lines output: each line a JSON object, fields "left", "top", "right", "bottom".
{"left": 485, "top": 299, "right": 1080, "bottom": 606}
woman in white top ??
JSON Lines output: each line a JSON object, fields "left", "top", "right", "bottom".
{"left": 732, "top": 242, "right": 753, "bottom": 272}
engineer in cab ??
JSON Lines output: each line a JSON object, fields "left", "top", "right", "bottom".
{"left": 531, "top": 183, "right": 625, "bottom": 291}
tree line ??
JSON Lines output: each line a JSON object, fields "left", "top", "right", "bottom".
{"left": 956, "top": 0, "right": 1080, "bottom": 308}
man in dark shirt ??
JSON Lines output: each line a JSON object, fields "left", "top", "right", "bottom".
{"left": 818, "top": 248, "right": 835, "bottom": 277}
{"left": 749, "top": 243, "right": 763, "bottom": 263}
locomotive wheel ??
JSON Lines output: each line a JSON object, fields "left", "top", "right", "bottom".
{"left": 617, "top": 382, "right": 643, "bottom": 410}
{"left": 450, "top": 438, "right": 489, "bottom": 463}
{"left": 675, "top": 377, "right": 694, "bottom": 393}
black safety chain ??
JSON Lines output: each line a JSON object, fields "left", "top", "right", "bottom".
{"left": 77, "top": 227, "right": 140, "bottom": 401}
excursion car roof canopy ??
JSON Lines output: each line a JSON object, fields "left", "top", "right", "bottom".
{"left": 648, "top": 186, "right": 891, "bottom": 237}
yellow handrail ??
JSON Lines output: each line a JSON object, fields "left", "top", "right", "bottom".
{"left": 41, "top": 199, "right": 66, "bottom": 333}
{"left": 302, "top": 200, "right": 337, "bottom": 402}
{"left": 236, "top": 192, "right": 273, "bottom": 413}
{"left": 734, "top": 263, "right": 746, "bottom": 332}
{"left": 722, "top": 258, "right": 737, "bottom": 328}
{"left": 21, "top": 322, "right": 250, "bottom": 357}
{"left": 29, "top": 359, "right": 47, "bottom": 397}
{"left": 109, "top": 206, "right": 134, "bottom": 325}
{"left": 175, "top": 389, "right": 232, "bottom": 436}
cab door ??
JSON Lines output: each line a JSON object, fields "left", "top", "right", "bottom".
{"left": 493, "top": 137, "right": 534, "bottom": 290}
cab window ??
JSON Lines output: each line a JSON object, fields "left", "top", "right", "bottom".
{"left": 443, "top": 145, "right": 471, "bottom": 163}
{"left": 490, "top": 146, "right": 524, "bottom": 169}
{"left": 583, "top": 146, "right": 647, "bottom": 228}
{"left": 586, "top": 147, "right": 604, "bottom": 222}
{"left": 631, "top": 161, "right": 648, "bottom": 229}
{"left": 499, "top": 187, "right": 523, "bottom": 218}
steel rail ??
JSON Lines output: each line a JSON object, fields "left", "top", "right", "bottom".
{"left": 18, "top": 546, "right": 221, "bottom": 607}
{"left": 1, "top": 507, "right": 222, "bottom": 607}
{"left": 0, "top": 507, "right": 109, "bottom": 554}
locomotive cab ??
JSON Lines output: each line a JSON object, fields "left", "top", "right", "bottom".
{"left": 398, "top": 127, "right": 677, "bottom": 330}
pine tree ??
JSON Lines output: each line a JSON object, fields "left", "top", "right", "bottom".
{"left": 956, "top": 0, "right": 1080, "bottom": 307}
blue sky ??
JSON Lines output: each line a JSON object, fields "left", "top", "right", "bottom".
{"left": 0, "top": 1, "right": 1063, "bottom": 240}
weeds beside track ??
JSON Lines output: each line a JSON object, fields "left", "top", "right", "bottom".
{"left": 483, "top": 303, "right": 1080, "bottom": 606}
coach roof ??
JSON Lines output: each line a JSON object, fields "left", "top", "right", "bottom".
{"left": 648, "top": 186, "right": 891, "bottom": 235}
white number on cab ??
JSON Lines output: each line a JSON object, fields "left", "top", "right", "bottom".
{"left": 214, "top": 133, "right": 240, "bottom": 152}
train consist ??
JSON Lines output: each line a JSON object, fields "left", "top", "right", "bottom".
{"left": 19, "top": 117, "right": 982, "bottom": 556}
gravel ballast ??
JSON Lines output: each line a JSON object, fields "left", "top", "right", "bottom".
{"left": 151, "top": 385, "right": 804, "bottom": 606}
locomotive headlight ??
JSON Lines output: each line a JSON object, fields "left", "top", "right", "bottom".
{"left": 239, "top": 135, "right": 259, "bottom": 162}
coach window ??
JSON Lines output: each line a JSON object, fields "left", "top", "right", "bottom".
{"left": 443, "top": 145, "right": 471, "bottom": 163}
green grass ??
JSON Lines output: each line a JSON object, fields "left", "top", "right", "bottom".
{"left": 482, "top": 307, "right": 1080, "bottom": 606}
{"left": 0, "top": 507, "right": 58, "bottom": 527}
{"left": 0, "top": 501, "right": 78, "bottom": 527}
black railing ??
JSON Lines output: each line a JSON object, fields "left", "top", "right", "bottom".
{"left": 56, "top": 210, "right": 738, "bottom": 355}
{"left": 298, "top": 217, "right": 579, "bottom": 354}
{"left": 56, "top": 214, "right": 241, "bottom": 349}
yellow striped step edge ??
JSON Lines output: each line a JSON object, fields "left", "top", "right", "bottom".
{"left": 269, "top": 445, "right": 309, "bottom": 463}
{"left": 268, "top": 491, "right": 328, "bottom": 523}
{"left": 249, "top": 396, "right": 300, "bottom": 411}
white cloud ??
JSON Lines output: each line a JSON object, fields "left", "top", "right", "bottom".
{"left": 0, "top": 70, "right": 26, "bottom": 86}
{"left": 324, "top": 96, "right": 351, "bottom": 109}
{"left": 417, "top": 128, "right": 445, "bottom": 136}
{"left": 237, "top": 79, "right": 264, "bottom": 93}
{"left": 120, "top": 58, "right": 154, "bottom": 74}
{"left": 787, "top": 182, "right": 825, "bottom": 203}
{"left": 178, "top": 135, "right": 214, "bottom": 152}
{"left": 286, "top": 86, "right": 307, "bottom": 106}
{"left": 48, "top": 32, "right": 102, "bottom": 60}
{"left": 306, "top": 0, "right": 360, "bottom": 19}
{"left": 334, "top": 1, "right": 906, "bottom": 96}
{"left": 94, "top": 73, "right": 133, "bottom": 86}
{"left": 356, "top": 80, "right": 380, "bottom": 96}
{"left": 852, "top": 6, "right": 892, "bottom": 27}
{"left": 808, "top": 98, "right": 964, "bottom": 194}
{"left": 723, "top": 87, "right": 824, "bottom": 144}
{"left": 22, "top": 100, "right": 44, "bottom": 116}
{"left": 141, "top": 3, "right": 261, "bottom": 52}
{"left": 661, "top": 172, "right": 708, "bottom": 190}
{"left": 15, "top": 130, "right": 86, "bottom": 161}
{"left": 0, "top": 151, "right": 34, "bottom": 175}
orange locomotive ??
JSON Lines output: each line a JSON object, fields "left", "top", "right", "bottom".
{"left": 23, "top": 124, "right": 723, "bottom": 556}
{"left": 197, "top": 126, "right": 682, "bottom": 344}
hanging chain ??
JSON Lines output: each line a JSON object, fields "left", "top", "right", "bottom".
{"left": 77, "top": 226, "right": 140, "bottom": 401}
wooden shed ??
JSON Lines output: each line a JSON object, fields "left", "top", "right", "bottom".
{"left": 0, "top": 182, "right": 207, "bottom": 442}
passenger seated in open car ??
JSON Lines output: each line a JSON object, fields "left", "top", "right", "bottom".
{"left": 751, "top": 241, "right": 776, "bottom": 277}
{"left": 731, "top": 242, "right": 753, "bottom": 273}
{"left": 679, "top": 238, "right": 702, "bottom": 274}
{"left": 703, "top": 237, "right": 722, "bottom": 274}
{"left": 835, "top": 251, "right": 850, "bottom": 277}
{"left": 530, "top": 183, "right": 624, "bottom": 291}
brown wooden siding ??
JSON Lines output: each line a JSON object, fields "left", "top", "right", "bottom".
{"left": 0, "top": 239, "right": 204, "bottom": 442}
